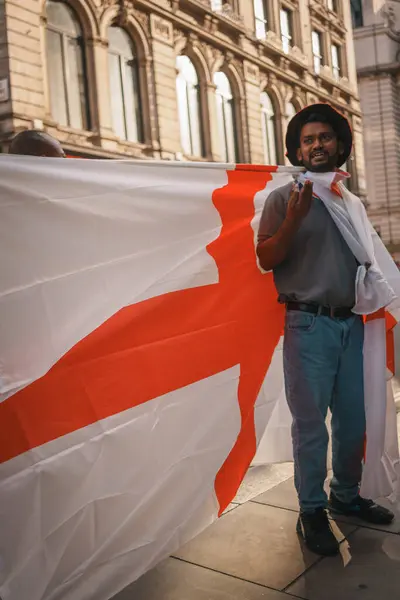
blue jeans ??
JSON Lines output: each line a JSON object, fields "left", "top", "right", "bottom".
{"left": 283, "top": 311, "right": 365, "bottom": 512}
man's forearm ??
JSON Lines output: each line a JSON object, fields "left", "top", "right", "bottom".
{"left": 256, "top": 218, "right": 300, "bottom": 271}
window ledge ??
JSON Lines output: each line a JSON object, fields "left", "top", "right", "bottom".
{"left": 44, "top": 123, "right": 157, "bottom": 156}
{"left": 115, "top": 139, "right": 154, "bottom": 153}
{"left": 259, "top": 29, "right": 282, "bottom": 52}
{"left": 286, "top": 45, "right": 308, "bottom": 67}
{"left": 256, "top": 34, "right": 308, "bottom": 70}
{"left": 44, "top": 122, "right": 95, "bottom": 141}
{"left": 315, "top": 65, "right": 351, "bottom": 90}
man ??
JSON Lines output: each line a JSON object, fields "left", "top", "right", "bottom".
{"left": 257, "top": 104, "right": 394, "bottom": 557}
{"left": 9, "top": 129, "right": 65, "bottom": 157}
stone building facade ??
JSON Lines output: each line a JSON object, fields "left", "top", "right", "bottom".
{"left": 352, "top": 0, "right": 400, "bottom": 252}
{"left": 0, "top": 0, "right": 365, "bottom": 195}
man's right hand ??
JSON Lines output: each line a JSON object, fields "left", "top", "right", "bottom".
{"left": 256, "top": 180, "right": 314, "bottom": 271}
{"left": 286, "top": 180, "right": 313, "bottom": 225}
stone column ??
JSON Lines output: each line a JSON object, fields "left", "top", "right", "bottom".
{"left": 206, "top": 81, "right": 221, "bottom": 162}
{"left": 243, "top": 61, "right": 264, "bottom": 165}
{"left": 270, "top": 0, "right": 281, "bottom": 36}
{"left": 88, "top": 36, "right": 114, "bottom": 140}
{"left": 5, "top": 1, "right": 45, "bottom": 122}
{"left": 238, "top": 0, "right": 255, "bottom": 31}
{"left": 139, "top": 55, "right": 161, "bottom": 156}
{"left": 150, "top": 14, "right": 180, "bottom": 159}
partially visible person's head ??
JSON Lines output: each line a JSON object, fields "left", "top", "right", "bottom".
{"left": 9, "top": 130, "right": 65, "bottom": 158}
{"left": 285, "top": 104, "right": 352, "bottom": 172}
{"left": 296, "top": 114, "right": 343, "bottom": 173}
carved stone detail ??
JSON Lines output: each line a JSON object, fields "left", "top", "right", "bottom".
{"left": 99, "top": 0, "right": 116, "bottom": 16}
{"left": 133, "top": 9, "right": 150, "bottom": 35}
{"left": 289, "top": 45, "right": 308, "bottom": 65}
{"left": 259, "top": 74, "right": 269, "bottom": 91}
{"left": 199, "top": 44, "right": 224, "bottom": 74}
{"left": 116, "top": 0, "right": 130, "bottom": 27}
{"left": 213, "top": 3, "right": 244, "bottom": 26}
{"left": 279, "top": 56, "right": 290, "bottom": 71}
{"left": 381, "top": 1, "right": 400, "bottom": 38}
{"left": 268, "top": 72, "right": 277, "bottom": 87}
{"left": 89, "top": 36, "right": 109, "bottom": 49}
{"left": 244, "top": 61, "right": 259, "bottom": 84}
{"left": 230, "top": 57, "right": 244, "bottom": 80}
{"left": 265, "top": 29, "right": 282, "bottom": 49}
{"left": 151, "top": 15, "right": 173, "bottom": 43}
{"left": 173, "top": 28, "right": 187, "bottom": 55}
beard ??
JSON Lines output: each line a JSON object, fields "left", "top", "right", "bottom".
{"left": 301, "top": 152, "right": 339, "bottom": 173}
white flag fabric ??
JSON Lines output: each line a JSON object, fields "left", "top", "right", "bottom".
{"left": 0, "top": 157, "right": 398, "bottom": 600}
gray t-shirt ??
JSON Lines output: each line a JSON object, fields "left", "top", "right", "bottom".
{"left": 258, "top": 182, "right": 358, "bottom": 308}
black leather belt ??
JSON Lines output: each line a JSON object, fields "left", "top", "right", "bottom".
{"left": 286, "top": 302, "right": 353, "bottom": 319}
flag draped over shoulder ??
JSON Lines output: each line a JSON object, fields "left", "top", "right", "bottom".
{"left": 0, "top": 157, "right": 398, "bottom": 600}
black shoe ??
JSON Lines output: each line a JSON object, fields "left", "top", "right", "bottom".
{"left": 329, "top": 494, "right": 395, "bottom": 525}
{"left": 296, "top": 508, "right": 340, "bottom": 557}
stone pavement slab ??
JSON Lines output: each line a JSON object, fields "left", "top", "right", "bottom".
{"left": 112, "top": 415, "right": 400, "bottom": 600}
{"left": 287, "top": 527, "right": 400, "bottom": 600}
{"left": 252, "top": 477, "right": 299, "bottom": 513}
{"left": 173, "top": 501, "right": 356, "bottom": 591}
{"left": 233, "top": 463, "right": 294, "bottom": 504}
{"left": 116, "top": 557, "right": 299, "bottom": 599}
{"left": 253, "top": 476, "right": 400, "bottom": 534}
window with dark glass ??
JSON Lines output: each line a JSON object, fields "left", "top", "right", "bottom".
{"left": 46, "top": 0, "right": 89, "bottom": 129}
{"left": 107, "top": 26, "right": 143, "bottom": 143}
{"left": 351, "top": 0, "right": 363, "bottom": 28}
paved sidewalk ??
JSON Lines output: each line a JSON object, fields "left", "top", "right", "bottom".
{"left": 115, "top": 414, "right": 400, "bottom": 600}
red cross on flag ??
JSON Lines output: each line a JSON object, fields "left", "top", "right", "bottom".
{"left": 0, "top": 157, "right": 399, "bottom": 600}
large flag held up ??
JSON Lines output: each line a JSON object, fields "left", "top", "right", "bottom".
{"left": 0, "top": 157, "right": 399, "bottom": 600}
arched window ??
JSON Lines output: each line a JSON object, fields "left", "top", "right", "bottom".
{"left": 107, "top": 26, "right": 143, "bottom": 143}
{"left": 176, "top": 56, "right": 203, "bottom": 157}
{"left": 214, "top": 72, "right": 237, "bottom": 162}
{"left": 261, "top": 92, "right": 277, "bottom": 165}
{"left": 45, "top": 0, "right": 89, "bottom": 129}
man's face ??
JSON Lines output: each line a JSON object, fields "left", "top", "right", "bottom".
{"left": 296, "top": 121, "right": 343, "bottom": 172}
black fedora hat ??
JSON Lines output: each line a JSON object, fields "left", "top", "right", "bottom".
{"left": 285, "top": 103, "right": 353, "bottom": 168}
